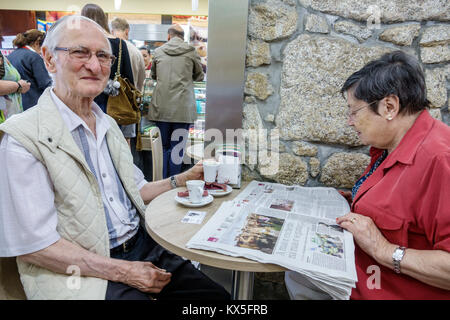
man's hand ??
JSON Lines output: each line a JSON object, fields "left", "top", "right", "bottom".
{"left": 336, "top": 212, "right": 391, "bottom": 262}
{"left": 176, "top": 161, "right": 204, "bottom": 186}
{"left": 121, "top": 261, "right": 172, "bottom": 294}
{"left": 140, "top": 161, "right": 204, "bottom": 204}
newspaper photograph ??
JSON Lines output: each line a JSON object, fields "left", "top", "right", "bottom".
{"left": 186, "top": 181, "right": 358, "bottom": 299}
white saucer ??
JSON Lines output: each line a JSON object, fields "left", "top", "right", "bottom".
{"left": 175, "top": 194, "right": 214, "bottom": 207}
{"left": 206, "top": 185, "right": 233, "bottom": 197}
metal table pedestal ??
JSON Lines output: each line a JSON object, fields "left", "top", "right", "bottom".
{"left": 231, "top": 271, "right": 254, "bottom": 300}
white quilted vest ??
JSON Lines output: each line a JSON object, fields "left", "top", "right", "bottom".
{"left": 0, "top": 88, "right": 146, "bottom": 299}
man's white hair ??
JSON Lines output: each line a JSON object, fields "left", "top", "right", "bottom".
{"left": 42, "top": 15, "right": 111, "bottom": 54}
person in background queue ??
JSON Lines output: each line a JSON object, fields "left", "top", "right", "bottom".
{"left": 8, "top": 29, "right": 51, "bottom": 110}
{"left": 148, "top": 24, "right": 204, "bottom": 178}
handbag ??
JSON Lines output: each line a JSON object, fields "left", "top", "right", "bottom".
{"left": 106, "top": 39, "right": 142, "bottom": 126}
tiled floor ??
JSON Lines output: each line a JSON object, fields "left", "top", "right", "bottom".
{"left": 200, "top": 264, "right": 233, "bottom": 293}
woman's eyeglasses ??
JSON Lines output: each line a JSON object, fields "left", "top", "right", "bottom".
{"left": 347, "top": 101, "right": 378, "bottom": 119}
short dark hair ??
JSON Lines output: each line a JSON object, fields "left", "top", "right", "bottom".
{"left": 139, "top": 46, "right": 150, "bottom": 54}
{"left": 111, "top": 17, "right": 129, "bottom": 32}
{"left": 341, "top": 50, "right": 430, "bottom": 115}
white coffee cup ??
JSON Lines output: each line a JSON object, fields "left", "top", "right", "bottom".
{"left": 186, "top": 180, "right": 205, "bottom": 203}
{"left": 203, "top": 159, "right": 220, "bottom": 183}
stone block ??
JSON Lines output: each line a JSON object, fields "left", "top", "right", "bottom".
{"left": 305, "top": 14, "right": 329, "bottom": 34}
{"left": 245, "top": 72, "right": 274, "bottom": 100}
{"left": 246, "top": 39, "right": 272, "bottom": 67}
{"left": 248, "top": 0, "right": 298, "bottom": 41}
{"left": 299, "top": 0, "right": 450, "bottom": 23}
{"left": 334, "top": 20, "right": 372, "bottom": 43}
{"left": 259, "top": 153, "right": 308, "bottom": 185}
{"left": 425, "top": 67, "right": 448, "bottom": 108}
{"left": 309, "top": 157, "right": 321, "bottom": 178}
{"left": 421, "top": 44, "right": 450, "bottom": 64}
{"left": 420, "top": 24, "right": 450, "bottom": 47}
{"left": 292, "top": 141, "right": 318, "bottom": 156}
{"left": 275, "top": 34, "right": 390, "bottom": 146}
{"left": 379, "top": 24, "right": 421, "bottom": 46}
{"left": 320, "top": 152, "right": 371, "bottom": 188}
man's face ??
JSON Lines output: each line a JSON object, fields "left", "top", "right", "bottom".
{"left": 46, "top": 21, "right": 111, "bottom": 100}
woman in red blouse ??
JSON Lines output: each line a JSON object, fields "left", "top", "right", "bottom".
{"left": 337, "top": 51, "right": 450, "bottom": 299}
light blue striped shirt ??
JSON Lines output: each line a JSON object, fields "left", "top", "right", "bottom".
{"left": 51, "top": 90, "right": 147, "bottom": 248}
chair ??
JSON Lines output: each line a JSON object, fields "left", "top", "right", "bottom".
{"left": 149, "top": 126, "right": 163, "bottom": 181}
{"left": 0, "top": 257, "right": 26, "bottom": 300}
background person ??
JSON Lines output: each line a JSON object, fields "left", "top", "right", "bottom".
{"left": 81, "top": 3, "right": 136, "bottom": 147}
{"left": 139, "top": 46, "right": 152, "bottom": 74}
{"left": 148, "top": 24, "right": 204, "bottom": 178}
{"left": 0, "top": 15, "right": 229, "bottom": 300}
{"left": 110, "top": 17, "right": 145, "bottom": 92}
{"left": 137, "top": 45, "right": 156, "bottom": 181}
{"left": 110, "top": 17, "right": 148, "bottom": 173}
{"left": 0, "top": 51, "right": 30, "bottom": 123}
{"left": 8, "top": 29, "right": 51, "bottom": 110}
{"left": 334, "top": 51, "right": 450, "bottom": 299}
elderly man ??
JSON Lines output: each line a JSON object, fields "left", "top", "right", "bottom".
{"left": 0, "top": 16, "right": 229, "bottom": 300}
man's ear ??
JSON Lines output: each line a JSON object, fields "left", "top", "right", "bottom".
{"left": 381, "top": 95, "right": 400, "bottom": 120}
{"left": 42, "top": 47, "right": 57, "bottom": 74}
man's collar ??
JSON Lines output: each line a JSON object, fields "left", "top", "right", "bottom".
{"left": 49, "top": 88, "right": 110, "bottom": 134}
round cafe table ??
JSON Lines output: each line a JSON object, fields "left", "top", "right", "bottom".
{"left": 145, "top": 181, "right": 286, "bottom": 300}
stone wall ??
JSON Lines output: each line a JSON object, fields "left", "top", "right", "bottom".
{"left": 243, "top": 0, "right": 450, "bottom": 189}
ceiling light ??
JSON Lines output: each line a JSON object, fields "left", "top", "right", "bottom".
{"left": 114, "top": 0, "right": 122, "bottom": 11}
{"left": 192, "top": 0, "right": 198, "bottom": 11}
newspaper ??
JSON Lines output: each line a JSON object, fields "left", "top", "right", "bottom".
{"left": 186, "top": 180, "right": 357, "bottom": 300}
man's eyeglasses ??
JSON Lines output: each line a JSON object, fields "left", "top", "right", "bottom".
{"left": 346, "top": 101, "right": 378, "bottom": 119}
{"left": 54, "top": 46, "right": 116, "bottom": 66}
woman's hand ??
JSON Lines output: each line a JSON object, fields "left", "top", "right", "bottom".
{"left": 18, "top": 80, "right": 31, "bottom": 94}
{"left": 336, "top": 212, "right": 391, "bottom": 262}
{"left": 176, "top": 161, "right": 204, "bottom": 186}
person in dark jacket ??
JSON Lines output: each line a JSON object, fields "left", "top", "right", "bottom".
{"left": 8, "top": 29, "right": 52, "bottom": 110}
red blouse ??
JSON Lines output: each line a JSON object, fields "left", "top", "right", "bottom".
{"left": 350, "top": 110, "right": 450, "bottom": 300}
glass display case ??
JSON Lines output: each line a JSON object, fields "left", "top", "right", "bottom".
{"left": 189, "top": 81, "right": 206, "bottom": 142}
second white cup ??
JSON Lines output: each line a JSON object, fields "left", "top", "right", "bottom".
{"left": 203, "top": 159, "right": 220, "bottom": 183}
